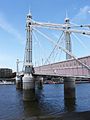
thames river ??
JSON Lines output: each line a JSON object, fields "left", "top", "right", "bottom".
{"left": 0, "top": 83, "right": 90, "bottom": 120}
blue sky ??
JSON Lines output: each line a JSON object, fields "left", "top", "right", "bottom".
{"left": 0, "top": 0, "right": 90, "bottom": 71}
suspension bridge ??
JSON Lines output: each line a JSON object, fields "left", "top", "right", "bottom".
{"left": 16, "top": 11, "right": 90, "bottom": 101}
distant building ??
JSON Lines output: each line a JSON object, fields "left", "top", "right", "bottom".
{"left": 0, "top": 68, "right": 12, "bottom": 78}
{"left": 35, "top": 56, "right": 90, "bottom": 76}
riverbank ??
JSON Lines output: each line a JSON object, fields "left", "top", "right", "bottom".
{"left": 24, "top": 111, "right": 90, "bottom": 120}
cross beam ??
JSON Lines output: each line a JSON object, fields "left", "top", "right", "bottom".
{"left": 31, "top": 21, "right": 90, "bottom": 35}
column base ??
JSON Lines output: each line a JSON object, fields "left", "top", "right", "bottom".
{"left": 23, "top": 89, "right": 36, "bottom": 101}
{"left": 16, "top": 76, "right": 22, "bottom": 89}
{"left": 64, "top": 77, "right": 76, "bottom": 99}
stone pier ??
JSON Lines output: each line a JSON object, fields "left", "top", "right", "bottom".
{"left": 37, "top": 76, "right": 43, "bottom": 89}
{"left": 16, "top": 75, "right": 22, "bottom": 89}
{"left": 64, "top": 77, "right": 76, "bottom": 99}
{"left": 23, "top": 74, "right": 36, "bottom": 101}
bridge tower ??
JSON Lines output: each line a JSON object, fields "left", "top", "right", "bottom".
{"left": 64, "top": 17, "right": 72, "bottom": 60}
{"left": 64, "top": 17, "right": 75, "bottom": 101}
{"left": 23, "top": 11, "right": 35, "bottom": 101}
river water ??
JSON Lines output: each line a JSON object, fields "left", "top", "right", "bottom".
{"left": 0, "top": 83, "right": 90, "bottom": 120}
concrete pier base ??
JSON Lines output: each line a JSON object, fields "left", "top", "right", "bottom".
{"left": 64, "top": 98, "right": 76, "bottom": 111}
{"left": 23, "top": 89, "right": 36, "bottom": 101}
{"left": 16, "top": 75, "right": 22, "bottom": 89}
{"left": 23, "top": 74, "right": 35, "bottom": 101}
{"left": 64, "top": 77, "right": 76, "bottom": 99}
{"left": 37, "top": 76, "right": 43, "bottom": 89}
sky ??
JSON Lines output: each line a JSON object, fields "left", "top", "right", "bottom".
{"left": 0, "top": 0, "right": 90, "bottom": 71}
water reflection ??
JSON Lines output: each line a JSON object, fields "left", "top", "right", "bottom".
{"left": 64, "top": 98, "right": 76, "bottom": 112}
{"left": 0, "top": 84, "right": 90, "bottom": 120}
{"left": 23, "top": 101, "right": 41, "bottom": 117}
{"left": 22, "top": 85, "right": 65, "bottom": 118}
{"left": 23, "top": 89, "right": 36, "bottom": 101}
{"left": 22, "top": 84, "right": 76, "bottom": 116}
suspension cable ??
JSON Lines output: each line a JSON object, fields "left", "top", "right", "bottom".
{"left": 33, "top": 28, "right": 90, "bottom": 71}
{"left": 72, "top": 33, "right": 90, "bottom": 51}
{"left": 33, "top": 30, "right": 50, "bottom": 66}
{"left": 44, "top": 32, "right": 64, "bottom": 64}
{"left": 33, "top": 31, "right": 43, "bottom": 66}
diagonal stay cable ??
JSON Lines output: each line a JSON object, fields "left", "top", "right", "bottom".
{"left": 33, "top": 29, "right": 64, "bottom": 74}
{"left": 33, "top": 27, "right": 90, "bottom": 71}
{"left": 72, "top": 33, "right": 90, "bottom": 51}
{"left": 44, "top": 32, "right": 64, "bottom": 64}
{"left": 32, "top": 31, "right": 46, "bottom": 66}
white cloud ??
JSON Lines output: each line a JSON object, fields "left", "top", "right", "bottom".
{"left": 72, "top": 6, "right": 90, "bottom": 23}
{"left": 88, "top": 10, "right": 90, "bottom": 13}
{"left": 80, "top": 6, "right": 90, "bottom": 13}
{"left": 0, "top": 12, "right": 25, "bottom": 70}
{"left": 0, "top": 13, "right": 24, "bottom": 43}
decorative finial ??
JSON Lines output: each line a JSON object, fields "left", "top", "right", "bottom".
{"left": 65, "top": 10, "right": 70, "bottom": 23}
{"left": 28, "top": 8, "right": 32, "bottom": 16}
{"left": 27, "top": 8, "right": 32, "bottom": 18}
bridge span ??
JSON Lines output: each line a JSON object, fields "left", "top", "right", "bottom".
{"left": 34, "top": 56, "right": 90, "bottom": 77}
{"left": 16, "top": 11, "right": 90, "bottom": 101}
